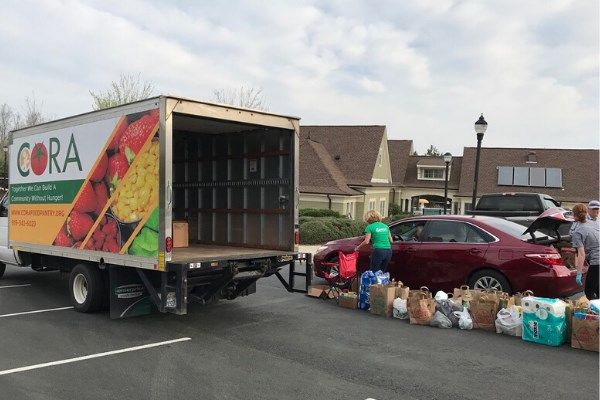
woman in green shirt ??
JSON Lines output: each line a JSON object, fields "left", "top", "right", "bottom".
{"left": 355, "top": 210, "right": 393, "bottom": 272}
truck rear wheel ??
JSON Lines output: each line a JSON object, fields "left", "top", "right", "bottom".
{"left": 69, "top": 264, "right": 104, "bottom": 313}
{"left": 0, "top": 263, "right": 5, "bottom": 278}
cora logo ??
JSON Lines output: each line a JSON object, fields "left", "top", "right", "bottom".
{"left": 17, "top": 134, "right": 82, "bottom": 177}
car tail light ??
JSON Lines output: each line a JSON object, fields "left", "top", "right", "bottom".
{"left": 525, "top": 253, "right": 563, "bottom": 266}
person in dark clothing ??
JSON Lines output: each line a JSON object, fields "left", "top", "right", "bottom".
{"left": 571, "top": 203, "right": 599, "bottom": 300}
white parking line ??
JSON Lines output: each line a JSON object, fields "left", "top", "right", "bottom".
{"left": 0, "top": 284, "right": 31, "bottom": 289}
{"left": 0, "top": 337, "right": 192, "bottom": 376}
{"left": 0, "top": 306, "right": 74, "bottom": 318}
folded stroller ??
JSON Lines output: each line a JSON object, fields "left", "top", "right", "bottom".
{"left": 321, "top": 251, "right": 358, "bottom": 301}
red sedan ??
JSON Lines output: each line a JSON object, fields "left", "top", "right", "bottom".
{"left": 313, "top": 215, "right": 581, "bottom": 298}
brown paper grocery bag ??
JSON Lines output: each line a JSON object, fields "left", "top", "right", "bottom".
{"left": 408, "top": 293, "right": 435, "bottom": 325}
{"left": 395, "top": 281, "right": 410, "bottom": 300}
{"left": 469, "top": 295, "right": 499, "bottom": 331}
{"left": 571, "top": 317, "right": 599, "bottom": 352}
{"left": 369, "top": 283, "right": 397, "bottom": 317}
{"left": 513, "top": 290, "right": 534, "bottom": 306}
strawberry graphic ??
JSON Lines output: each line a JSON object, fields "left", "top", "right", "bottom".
{"left": 102, "top": 218, "right": 118, "bottom": 237}
{"left": 85, "top": 239, "right": 95, "bottom": 250}
{"left": 73, "top": 181, "right": 97, "bottom": 214}
{"left": 119, "top": 114, "right": 158, "bottom": 163}
{"left": 67, "top": 211, "right": 94, "bottom": 241}
{"left": 92, "top": 229, "right": 106, "bottom": 249}
{"left": 109, "top": 118, "right": 128, "bottom": 152}
{"left": 90, "top": 152, "right": 108, "bottom": 182}
{"left": 54, "top": 224, "right": 73, "bottom": 247}
{"left": 93, "top": 181, "right": 109, "bottom": 216}
{"left": 106, "top": 153, "right": 129, "bottom": 192}
{"left": 102, "top": 236, "right": 120, "bottom": 253}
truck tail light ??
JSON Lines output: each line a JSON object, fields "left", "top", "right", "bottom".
{"left": 295, "top": 230, "right": 299, "bottom": 246}
{"left": 166, "top": 237, "right": 173, "bottom": 253}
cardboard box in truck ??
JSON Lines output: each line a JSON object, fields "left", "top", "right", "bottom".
{"left": 0, "top": 96, "right": 311, "bottom": 318}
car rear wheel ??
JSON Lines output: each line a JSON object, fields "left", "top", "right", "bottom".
{"left": 468, "top": 269, "right": 511, "bottom": 294}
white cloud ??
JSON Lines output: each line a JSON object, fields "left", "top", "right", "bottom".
{"left": 0, "top": 0, "right": 596, "bottom": 155}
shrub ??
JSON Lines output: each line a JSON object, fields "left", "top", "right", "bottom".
{"left": 388, "top": 203, "right": 401, "bottom": 216}
{"left": 384, "top": 213, "right": 412, "bottom": 223}
{"left": 299, "top": 208, "right": 342, "bottom": 218}
{"left": 299, "top": 217, "right": 367, "bottom": 244}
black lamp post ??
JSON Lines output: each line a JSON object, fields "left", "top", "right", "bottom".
{"left": 443, "top": 152, "right": 452, "bottom": 214}
{"left": 2, "top": 146, "right": 7, "bottom": 189}
{"left": 471, "top": 114, "right": 487, "bottom": 210}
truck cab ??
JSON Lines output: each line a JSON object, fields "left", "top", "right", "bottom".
{"left": 0, "top": 192, "right": 20, "bottom": 273}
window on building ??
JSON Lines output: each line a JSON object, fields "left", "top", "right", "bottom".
{"left": 497, "top": 166, "right": 563, "bottom": 188}
{"left": 379, "top": 199, "right": 386, "bottom": 216}
{"left": 419, "top": 168, "right": 445, "bottom": 180}
{"left": 345, "top": 202, "right": 354, "bottom": 219}
{"left": 369, "top": 199, "right": 376, "bottom": 211}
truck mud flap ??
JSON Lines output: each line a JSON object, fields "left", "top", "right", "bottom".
{"left": 109, "top": 266, "right": 152, "bottom": 319}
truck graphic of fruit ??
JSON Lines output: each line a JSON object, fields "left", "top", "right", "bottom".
{"left": 112, "top": 140, "right": 159, "bottom": 223}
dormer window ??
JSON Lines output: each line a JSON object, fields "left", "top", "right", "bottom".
{"left": 417, "top": 160, "right": 449, "bottom": 181}
{"left": 420, "top": 168, "right": 444, "bottom": 179}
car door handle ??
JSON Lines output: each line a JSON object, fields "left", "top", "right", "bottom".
{"left": 406, "top": 247, "right": 417, "bottom": 253}
{"left": 469, "top": 248, "right": 482, "bottom": 254}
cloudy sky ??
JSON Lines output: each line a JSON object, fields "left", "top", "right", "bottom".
{"left": 1, "top": 0, "right": 598, "bottom": 156}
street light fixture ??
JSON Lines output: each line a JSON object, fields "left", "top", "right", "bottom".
{"left": 471, "top": 114, "right": 487, "bottom": 210}
{"left": 443, "top": 152, "right": 452, "bottom": 215}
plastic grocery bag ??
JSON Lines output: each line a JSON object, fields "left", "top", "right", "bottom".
{"left": 392, "top": 296, "right": 407, "bottom": 318}
{"left": 434, "top": 291, "right": 448, "bottom": 301}
{"left": 453, "top": 307, "right": 473, "bottom": 330}
{"left": 495, "top": 305, "right": 522, "bottom": 336}
{"left": 436, "top": 299, "right": 462, "bottom": 328}
{"left": 590, "top": 299, "right": 600, "bottom": 314}
{"left": 430, "top": 311, "right": 453, "bottom": 328}
{"left": 375, "top": 270, "right": 390, "bottom": 284}
{"left": 393, "top": 297, "right": 408, "bottom": 319}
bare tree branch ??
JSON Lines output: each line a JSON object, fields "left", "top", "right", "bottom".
{"left": 90, "top": 73, "right": 155, "bottom": 110}
{"left": 212, "top": 86, "right": 268, "bottom": 110}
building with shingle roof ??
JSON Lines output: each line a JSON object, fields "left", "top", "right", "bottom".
{"left": 300, "top": 126, "right": 394, "bottom": 219}
{"left": 455, "top": 147, "right": 600, "bottom": 212}
{"left": 299, "top": 125, "right": 599, "bottom": 219}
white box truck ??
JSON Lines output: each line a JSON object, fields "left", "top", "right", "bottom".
{"left": 0, "top": 96, "right": 310, "bottom": 318}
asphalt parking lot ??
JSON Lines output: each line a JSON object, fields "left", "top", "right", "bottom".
{"left": 0, "top": 263, "right": 598, "bottom": 400}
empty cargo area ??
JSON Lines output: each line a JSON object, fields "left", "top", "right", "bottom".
{"left": 169, "top": 243, "right": 293, "bottom": 264}
{"left": 171, "top": 113, "right": 295, "bottom": 254}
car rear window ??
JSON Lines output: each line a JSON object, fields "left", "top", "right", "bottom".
{"left": 483, "top": 218, "right": 546, "bottom": 240}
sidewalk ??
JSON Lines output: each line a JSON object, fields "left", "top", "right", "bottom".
{"left": 298, "top": 245, "right": 322, "bottom": 255}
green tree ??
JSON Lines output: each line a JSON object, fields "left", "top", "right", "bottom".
{"left": 90, "top": 73, "right": 154, "bottom": 110}
{"left": 425, "top": 145, "right": 442, "bottom": 156}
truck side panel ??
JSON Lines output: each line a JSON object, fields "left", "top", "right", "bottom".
{"left": 9, "top": 102, "right": 162, "bottom": 270}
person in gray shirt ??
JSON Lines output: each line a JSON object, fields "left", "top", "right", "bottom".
{"left": 571, "top": 203, "right": 599, "bottom": 300}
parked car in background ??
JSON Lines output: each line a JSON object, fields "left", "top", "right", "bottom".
{"left": 313, "top": 214, "right": 580, "bottom": 298}
{"left": 467, "top": 192, "right": 565, "bottom": 234}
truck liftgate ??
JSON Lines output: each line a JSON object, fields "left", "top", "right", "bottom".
{"left": 109, "top": 252, "right": 312, "bottom": 318}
